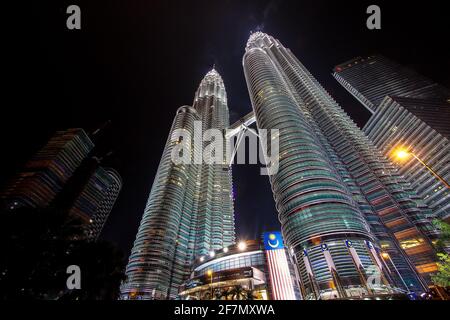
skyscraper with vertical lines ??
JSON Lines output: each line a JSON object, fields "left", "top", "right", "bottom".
{"left": 192, "top": 68, "right": 235, "bottom": 256}
{"left": 0, "top": 128, "right": 122, "bottom": 241}
{"left": 69, "top": 166, "right": 122, "bottom": 241}
{"left": 363, "top": 97, "right": 450, "bottom": 222}
{"left": 243, "top": 32, "right": 438, "bottom": 299}
{"left": 0, "top": 128, "right": 94, "bottom": 210}
{"left": 120, "top": 68, "right": 235, "bottom": 300}
{"left": 332, "top": 55, "right": 450, "bottom": 113}
{"left": 332, "top": 56, "right": 450, "bottom": 223}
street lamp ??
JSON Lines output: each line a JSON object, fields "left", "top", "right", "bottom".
{"left": 238, "top": 241, "right": 247, "bottom": 251}
{"left": 381, "top": 252, "right": 410, "bottom": 293}
{"left": 392, "top": 147, "right": 450, "bottom": 189}
{"left": 207, "top": 269, "right": 213, "bottom": 299}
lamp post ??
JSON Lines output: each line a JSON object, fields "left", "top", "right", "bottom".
{"left": 207, "top": 269, "right": 213, "bottom": 299}
{"left": 381, "top": 252, "right": 410, "bottom": 293}
{"left": 393, "top": 148, "right": 450, "bottom": 189}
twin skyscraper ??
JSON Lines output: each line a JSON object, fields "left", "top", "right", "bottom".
{"left": 120, "top": 68, "right": 235, "bottom": 299}
{"left": 120, "top": 32, "right": 440, "bottom": 300}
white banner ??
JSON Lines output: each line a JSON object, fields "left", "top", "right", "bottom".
{"left": 303, "top": 250, "right": 314, "bottom": 276}
{"left": 321, "top": 244, "right": 336, "bottom": 271}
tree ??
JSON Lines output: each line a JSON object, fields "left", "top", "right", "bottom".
{"left": 213, "top": 288, "right": 222, "bottom": 300}
{"left": 202, "top": 290, "right": 212, "bottom": 300}
{"left": 245, "top": 289, "right": 257, "bottom": 300}
{"left": 432, "top": 253, "right": 450, "bottom": 288}
{"left": 219, "top": 287, "right": 232, "bottom": 300}
{"left": 433, "top": 219, "right": 450, "bottom": 251}
{"left": 56, "top": 240, "right": 126, "bottom": 300}
{"left": 0, "top": 206, "right": 126, "bottom": 300}
{"left": 229, "top": 285, "right": 247, "bottom": 300}
{"left": 431, "top": 220, "right": 450, "bottom": 288}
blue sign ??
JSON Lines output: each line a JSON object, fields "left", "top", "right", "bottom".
{"left": 407, "top": 292, "right": 418, "bottom": 300}
{"left": 263, "top": 231, "right": 284, "bottom": 250}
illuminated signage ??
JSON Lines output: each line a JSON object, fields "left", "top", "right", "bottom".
{"left": 263, "top": 231, "right": 296, "bottom": 300}
{"left": 263, "top": 231, "right": 284, "bottom": 250}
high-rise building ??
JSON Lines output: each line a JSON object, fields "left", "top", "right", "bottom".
{"left": 332, "top": 55, "right": 450, "bottom": 222}
{"left": 332, "top": 55, "right": 450, "bottom": 113}
{"left": 363, "top": 96, "right": 450, "bottom": 222}
{"left": 0, "top": 128, "right": 94, "bottom": 210}
{"left": 120, "top": 68, "right": 235, "bottom": 300}
{"left": 192, "top": 68, "right": 235, "bottom": 255}
{"left": 69, "top": 166, "right": 122, "bottom": 241}
{"left": 243, "top": 32, "right": 438, "bottom": 299}
{"left": 0, "top": 128, "right": 121, "bottom": 241}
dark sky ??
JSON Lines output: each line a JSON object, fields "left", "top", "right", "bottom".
{"left": 2, "top": 1, "right": 449, "bottom": 255}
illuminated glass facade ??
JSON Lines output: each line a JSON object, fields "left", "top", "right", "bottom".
{"left": 179, "top": 239, "right": 299, "bottom": 300}
{"left": 333, "top": 55, "right": 450, "bottom": 113}
{"left": 0, "top": 128, "right": 94, "bottom": 210}
{"left": 243, "top": 32, "right": 438, "bottom": 299}
{"left": 69, "top": 167, "right": 122, "bottom": 241}
{"left": 0, "top": 129, "right": 122, "bottom": 242}
{"left": 364, "top": 97, "right": 450, "bottom": 222}
{"left": 195, "top": 252, "right": 266, "bottom": 276}
{"left": 121, "top": 69, "right": 235, "bottom": 300}
{"left": 192, "top": 68, "right": 235, "bottom": 255}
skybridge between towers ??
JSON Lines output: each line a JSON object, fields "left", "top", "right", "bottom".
{"left": 226, "top": 111, "right": 256, "bottom": 165}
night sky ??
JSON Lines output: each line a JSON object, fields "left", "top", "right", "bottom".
{"left": 2, "top": 1, "right": 449, "bottom": 255}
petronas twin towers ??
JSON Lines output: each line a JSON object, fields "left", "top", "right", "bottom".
{"left": 121, "top": 32, "right": 438, "bottom": 300}
{"left": 120, "top": 68, "right": 235, "bottom": 299}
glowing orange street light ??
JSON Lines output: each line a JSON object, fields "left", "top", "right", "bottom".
{"left": 392, "top": 147, "right": 450, "bottom": 189}
{"left": 394, "top": 149, "right": 409, "bottom": 160}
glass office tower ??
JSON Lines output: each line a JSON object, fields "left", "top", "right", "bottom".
{"left": 243, "top": 32, "right": 438, "bottom": 299}
{"left": 363, "top": 97, "right": 450, "bottom": 223}
{"left": 332, "top": 55, "right": 450, "bottom": 113}
{"left": 121, "top": 68, "right": 235, "bottom": 300}
{"left": 69, "top": 166, "right": 122, "bottom": 241}
{"left": 333, "top": 56, "right": 450, "bottom": 223}
{"left": 0, "top": 128, "right": 94, "bottom": 210}
{"left": 0, "top": 128, "right": 122, "bottom": 242}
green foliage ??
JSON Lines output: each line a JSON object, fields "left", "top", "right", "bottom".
{"left": 431, "top": 220, "right": 450, "bottom": 288}
{"left": 433, "top": 219, "right": 450, "bottom": 249}
{"left": 431, "top": 253, "right": 450, "bottom": 288}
